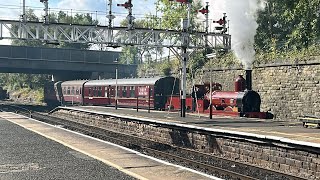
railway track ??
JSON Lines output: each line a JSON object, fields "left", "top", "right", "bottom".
{"left": 0, "top": 103, "right": 305, "bottom": 180}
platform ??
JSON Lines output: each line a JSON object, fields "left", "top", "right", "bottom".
{"left": 62, "top": 106, "right": 320, "bottom": 146}
{"left": 0, "top": 112, "right": 218, "bottom": 180}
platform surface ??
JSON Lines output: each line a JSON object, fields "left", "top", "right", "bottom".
{"left": 0, "top": 112, "right": 217, "bottom": 180}
{"left": 0, "top": 114, "right": 136, "bottom": 180}
{"left": 66, "top": 106, "right": 320, "bottom": 145}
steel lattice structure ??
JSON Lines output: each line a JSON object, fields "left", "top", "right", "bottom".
{"left": 0, "top": 20, "right": 231, "bottom": 50}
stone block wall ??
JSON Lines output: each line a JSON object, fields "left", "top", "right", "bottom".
{"left": 201, "top": 60, "right": 320, "bottom": 120}
{"left": 53, "top": 109, "right": 320, "bottom": 179}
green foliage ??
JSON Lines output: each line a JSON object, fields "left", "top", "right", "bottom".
{"left": 188, "top": 51, "right": 206, "bottom": 74}
{"left": 0, "top": 73, "right": 50, "bottom": 91}
{"left": 255, "top": 0, "right": 320, "bottom": 51}
{"left": 156, "top": 0, "right": 202, "bottom": 30}
{"left": 9, "top": 88, "right": 44, "bottom": 103}
{"left": 137, "top": 58, "right": 180, "bottom": 77}
{"left": 254, "top": 44, "right": 320, "bottom": 65}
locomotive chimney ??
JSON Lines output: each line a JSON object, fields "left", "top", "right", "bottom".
{"left": 245, "top": 69, "right": 252, "bottom": 90}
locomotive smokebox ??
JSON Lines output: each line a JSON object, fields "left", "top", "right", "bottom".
{"left": 245, "top": 69, "right": 252, "bottom": 90}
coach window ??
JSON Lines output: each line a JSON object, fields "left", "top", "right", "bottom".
{"left": 89, "top": 88, "right": 92, "bottom": 97}
{"left": 98, "top": 87, "right": 102, "bottom": 97}
{"left": 130, "top": 86, "right": 135, "bottom": 97}
{"left": 72, "top": 87, "right": 75, "bottom": 95}
{"left": 63, "top": 87, "right": 66, "bottom": 94}
{"left": 76, "top": 88, "right": 79, "bottom": 95}
{"left": 93, "top": 87, "right": 97, "bottom": 97}
{"left": 122, "top": 86, "right": 127, "bottom": 97}
{"left": 67, "top": 87, "right": 71, "bottom": 95}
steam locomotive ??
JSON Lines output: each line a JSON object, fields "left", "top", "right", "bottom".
{"left": 167, "top": 71, "right": 272, "bottom": 119}
{"left": 44, "top": 72, "right": 273, "bottom": 119}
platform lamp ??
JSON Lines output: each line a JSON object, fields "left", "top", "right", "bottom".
{"left": 114, "top": 58, "right": 118, "bottom": 110}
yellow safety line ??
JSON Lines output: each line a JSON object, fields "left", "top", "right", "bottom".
{"left": 2, "top": 114, "right": 149, "bottom": 180}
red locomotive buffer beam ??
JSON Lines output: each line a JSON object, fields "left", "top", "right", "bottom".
{"left": 117, "top": 0, "right": 132, "bottom": 9}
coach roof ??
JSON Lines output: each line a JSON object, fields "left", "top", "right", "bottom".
{"left": 61, "top": 80, "right": 88, "bottom": 86}
{"left": 85, "top": 77, "right": 174, "bottom": 86}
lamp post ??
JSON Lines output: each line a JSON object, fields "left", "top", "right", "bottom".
{"left": 114, "top": 58, "right": 118, "bottom": 109}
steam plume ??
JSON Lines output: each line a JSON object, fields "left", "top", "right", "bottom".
{"left": 207, "top": 0, "right": 265, "bottom": 69}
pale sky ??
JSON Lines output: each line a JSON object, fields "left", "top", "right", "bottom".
{"left": 0, "top": 0, "right": 158, "bottom": 23}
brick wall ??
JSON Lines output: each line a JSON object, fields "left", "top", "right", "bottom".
{"left": 200, "top": 59, "right": 320, "bottom": 120}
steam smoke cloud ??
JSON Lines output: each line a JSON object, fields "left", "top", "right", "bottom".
{"left": 208, "top": 0, "right": 265, "bottom": 69}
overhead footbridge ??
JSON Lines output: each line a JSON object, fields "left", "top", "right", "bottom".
{"left": 0, "top": 45, "right": 137, "bottom": 80}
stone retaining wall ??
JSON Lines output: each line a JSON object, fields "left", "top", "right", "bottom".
{"left": 200, "top": 60, "right": 320, "bottom": 120}
{"left": 53, "top": 109, "right": 320, "bottom": 179}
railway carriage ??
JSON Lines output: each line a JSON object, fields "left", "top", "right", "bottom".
{"left": 60, "top": 80, "right": 88, "bottom": 105}
{"left": 83, "top": 77, "right": 180, "bottom": 110}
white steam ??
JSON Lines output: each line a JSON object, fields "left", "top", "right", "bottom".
{"left": 206, "top": 0, "right": 265, "bottom": 69}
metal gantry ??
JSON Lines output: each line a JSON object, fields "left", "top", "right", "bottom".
{"left": 0, "top": 20, "right": 231, "bottom": 49}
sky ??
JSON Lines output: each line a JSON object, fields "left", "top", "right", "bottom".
{"left": 0, "top": 0, "right": 158, "bottom": 23}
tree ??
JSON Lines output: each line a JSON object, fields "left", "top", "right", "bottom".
{"left": 255, "top": 0, "right": 320, "bottom": 51}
